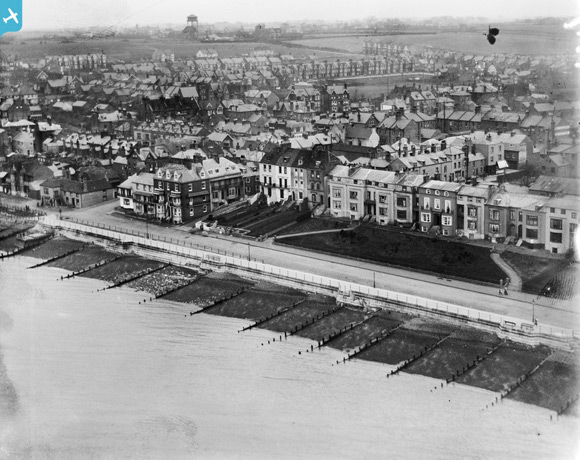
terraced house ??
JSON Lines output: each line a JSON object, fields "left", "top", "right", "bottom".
{"left": 202, "top": 157, "right": 243, "bottom": 209}
{"left": 326, "top": 165, "right": 401, "bottom": 224}
{"left": 417, "top": 180, "right": 462, "bottom": 235}
{"left": 456, "top": 184, "right": 495, "bottom": 240}
{"left": 153, "top": 164, "right": 210, "bottom": 224}
{"left": 259, "top": 146, "right": 338, "bottom": 207}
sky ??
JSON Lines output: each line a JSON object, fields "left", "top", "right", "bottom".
{"left": 19, "top": 0, "right": 580, "bottom": 30}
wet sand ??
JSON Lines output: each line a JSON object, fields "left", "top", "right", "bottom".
{"left": 19, "top": 235, "right": 580, "bottom": 412}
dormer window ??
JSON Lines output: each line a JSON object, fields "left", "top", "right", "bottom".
{"left": 426, "top": 190, "right": 431, "bottom": 194}
{"left": 157, "top": 170, "right": 163, "bottom": 178}
{"left": 435, "top": 190, "right": 440, "bottom": 195}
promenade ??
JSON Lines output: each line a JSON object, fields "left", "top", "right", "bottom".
{"left": 16, "top": 196, "right": 575, "bottom": 334}
{"left": 2, "top": 194, "right": 578, "bottom": 332}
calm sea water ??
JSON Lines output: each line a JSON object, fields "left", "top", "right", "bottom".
{"left": 0, "top": 256, "right": 578, "bottom": 460}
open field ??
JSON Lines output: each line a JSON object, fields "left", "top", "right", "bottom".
{"left": 0, "top": 35, "right": 358, "bottom": 62}
{"left": 290, "top": 23, "right": 577, "bottom": 56}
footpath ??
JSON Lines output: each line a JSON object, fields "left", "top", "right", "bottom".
{"left": 2, "top": 195, "right": 579, "bottom": 332}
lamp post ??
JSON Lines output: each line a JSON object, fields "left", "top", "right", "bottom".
{"left": 247, "top": 242, "right": 251, "bottom": 261}
{"left": 532, "top": 299, "right": 536, "bottom": 325}
{"left": 146, "top": 216, "right": 149, "bottom": 239}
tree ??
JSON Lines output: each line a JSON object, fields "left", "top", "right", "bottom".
{"left": 520, "top": 161, "right": 539, "bottom": 187}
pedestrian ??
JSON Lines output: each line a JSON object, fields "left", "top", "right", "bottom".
{"left": 504, "top": 287, "right": 508, "bottom": 296}
{"left": 499, "top": 287, "right": 503, "bottom": 295}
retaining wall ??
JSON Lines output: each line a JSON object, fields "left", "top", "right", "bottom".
{"left": 41, "top": 216, "right": 578, "bottom": 350}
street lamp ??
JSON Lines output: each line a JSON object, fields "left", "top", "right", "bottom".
{"left": 247, "top": 242, "right": 251, "bottom": 261}
{"left": 532, "top": 299, "right": 536, "bottom": 325}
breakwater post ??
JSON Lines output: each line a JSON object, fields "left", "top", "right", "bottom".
{"left": 189, "top": 287, "right": 249, "bottom": 316}
{"left": 341, "top": 324, "right": 404, "bottom": 365}
{"left": 61, "top": 255, "right": 123, "bottom": 280}
{"left": 388, "top": 334, "right": 451, "bottom": 377}
{"left": 28, "top": 245, "right": 86, "bottom": 269}
{"left": 238, "top": 298, "right": 307, "bottom": 333}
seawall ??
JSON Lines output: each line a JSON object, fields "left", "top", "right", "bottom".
{"left": 41, "top": 216, "right": 579, "bottom": 351}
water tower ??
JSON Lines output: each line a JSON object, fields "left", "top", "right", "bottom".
{"left": 183, "top": 14, "right": 198, "bottom": 40}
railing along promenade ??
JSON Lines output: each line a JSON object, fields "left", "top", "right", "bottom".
{"left": 41, "top": 215, "right": 578, "bottom": 344}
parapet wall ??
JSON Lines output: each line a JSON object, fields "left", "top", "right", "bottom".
{"left": 43, "top": 216, "right": 578, "bottom": 351}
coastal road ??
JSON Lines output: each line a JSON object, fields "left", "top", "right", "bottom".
{"left": 54, "top": 200, "right": 580, "bottom": 333}
{"left": 5, "top": 196, "right": 578, "bottom": 332}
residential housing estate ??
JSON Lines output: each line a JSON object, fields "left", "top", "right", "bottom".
{"left": 0, "top": 31, "right": 578, "bottom": 254}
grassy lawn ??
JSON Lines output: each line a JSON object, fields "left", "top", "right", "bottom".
{"left": 500, "top": 251, "right": 573, "bottom": 294}
{"left": 278, "top": 217, "right": 350, "bottom": 235}
{"left": 279, "top": 224, "right": 506, "bottom": 284}
{"left": 289, "top": 25, "right": 575, "bottom": 56}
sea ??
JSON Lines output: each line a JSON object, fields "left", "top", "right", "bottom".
{"left": 0, "top": 256, "right": 578, "bottom": 460}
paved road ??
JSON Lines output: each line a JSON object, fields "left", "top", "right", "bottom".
{"left": 5, "top": 196, "right": 579, "bottom": 332}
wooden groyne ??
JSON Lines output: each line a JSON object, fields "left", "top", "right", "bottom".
{"left": 0, "top": 235, "right": 54, "bottom": 260}
{"left": 60, "top": 255, "right": 123, "bottom": 280}
{"left": 446, "top": 341, "right": 504, "bottom": 383}
{"left": 342, "top": 324, "right": 404, "bottom": 364}
{"left": 500, "top": 352, "right": 554, "bottom": 400}
{"left": 286, "top": 305, "right": 343, "bottom": 337}
{"left": 316, "top": 317, "right": 370, "bottom": 349}
{"left": 238, "top": 298, "right": 307, "bottom": 332}
{"left": 28, "top": 246, "right": 86, "bottom": 269}
{"left": 557, "top": 394, "right": 579, "bottom": 416}
{"left": 388, "top": 334, "right": 451, "bottom": 376}
{"left": 189, "top": 286, "right": 250, "bottom": 316}
{"left": 104, "top": 263, "right": 169, "bottom": 290}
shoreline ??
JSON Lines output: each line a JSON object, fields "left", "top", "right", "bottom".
{"left": 11, "top": 234, "right": 580, "bottom": 415}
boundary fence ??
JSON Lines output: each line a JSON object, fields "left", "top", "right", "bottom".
{"left": 41, "top": 215, "right": 578, "bottom": 344}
